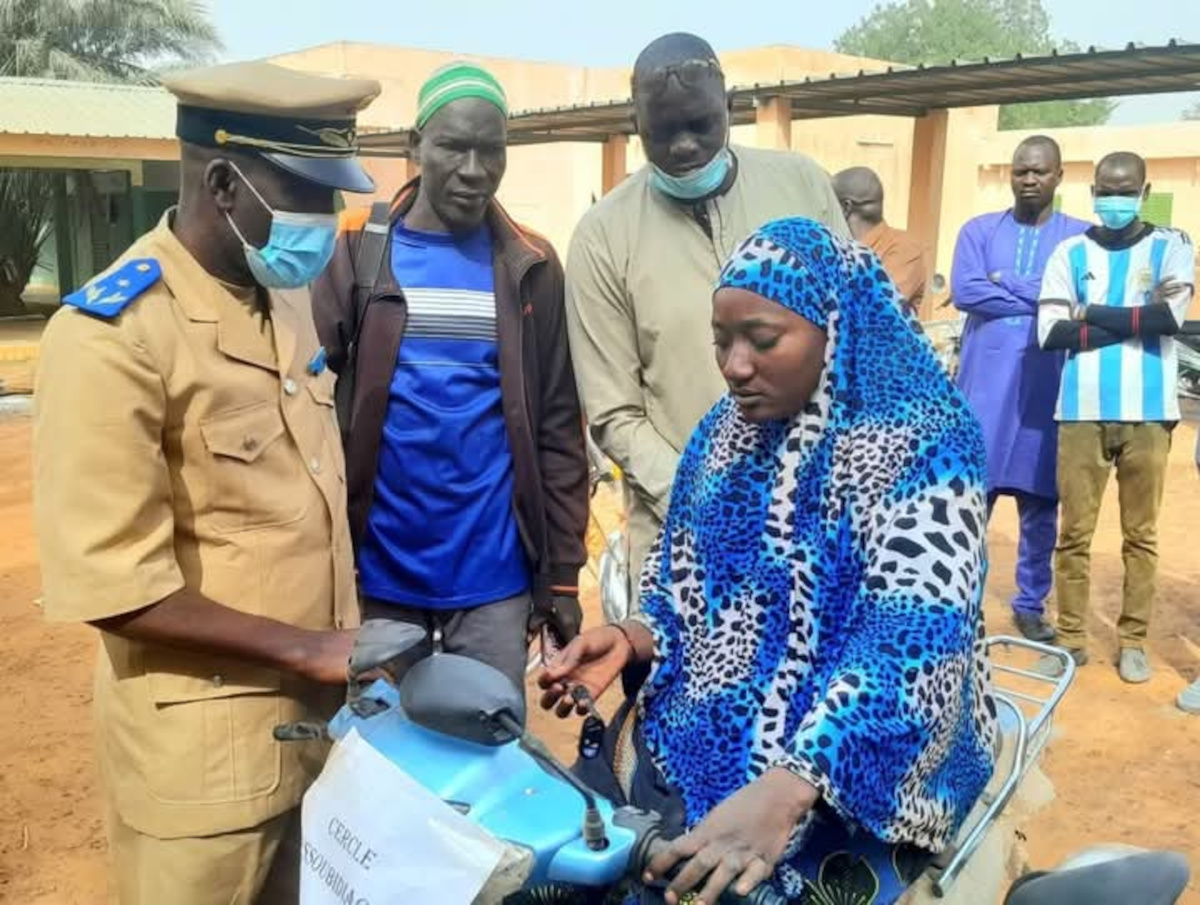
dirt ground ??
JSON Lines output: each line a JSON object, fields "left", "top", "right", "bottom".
{"left": 0, "top": 317, "right": 43, "bottom": 396}
{"left": 0, "top": 407, "right": 1197, "bottom": 904}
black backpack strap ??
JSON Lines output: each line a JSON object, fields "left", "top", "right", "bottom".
{"left": 336, "top": 200, "right": 392, "bottom": 443}
{"left": 353, "top": 201, "right": 392, "bottom": 309}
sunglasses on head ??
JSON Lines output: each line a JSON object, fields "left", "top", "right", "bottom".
{"left": 637, "top": 59, "right": 725, "bottom": 91}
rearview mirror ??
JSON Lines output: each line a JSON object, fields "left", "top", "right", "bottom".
{"left": 400, "top": 654, "right": 526, "bottom": 747}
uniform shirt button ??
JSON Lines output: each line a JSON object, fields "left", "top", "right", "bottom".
{"left": 310, "top": 457, "right": 321, "bottom": 474}
{"left": 283, "top": 378, "right": 297, "bottom": 396}
{"left": 335, "top": 616, "right": 344, "bottom": 629}
{"left": 212, "top": 674, "right": 224, "bottom": 687}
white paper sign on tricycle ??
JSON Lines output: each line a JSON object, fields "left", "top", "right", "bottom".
{"left": 300, "top": 727, "right": 506, "bottom": 905}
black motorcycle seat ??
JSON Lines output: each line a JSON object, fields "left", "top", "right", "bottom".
{"left": 1004, "top": 850, "right": 1189, "bottom": 905}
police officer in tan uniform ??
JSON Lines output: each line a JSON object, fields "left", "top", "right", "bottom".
{"left": 33, "top": 62, "right": 380, "bottom": 903}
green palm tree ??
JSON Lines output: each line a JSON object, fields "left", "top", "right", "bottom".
{"left": 0, "top": 1, "right": 222, "bottom": 315}
{"left": 0, "top": 0, "right": 221, "bottom": 83}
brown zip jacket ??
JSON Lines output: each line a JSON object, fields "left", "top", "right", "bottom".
{"left": 311, "top": 181, "right": 588, "bottom": 603}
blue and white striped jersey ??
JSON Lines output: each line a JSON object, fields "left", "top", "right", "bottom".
{"left": 1038, "top": 226, "right": 1195, "bottom": 422}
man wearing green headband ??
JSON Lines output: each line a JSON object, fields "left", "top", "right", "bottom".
{"left": 313, "top": 62, "right": 589, "bottom": 693}
{"left": 415, "top": 60, "right": 508, "bottom": 128}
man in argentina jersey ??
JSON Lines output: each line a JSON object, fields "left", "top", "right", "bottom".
{"left": 1037, "top": 152, "right": 1195, "bottom": 684}
{"left": 313, "top": 62, "right": 589, "bottom": 693}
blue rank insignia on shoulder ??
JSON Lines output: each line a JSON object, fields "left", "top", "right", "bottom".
{"left": 63, "top": 258, "right": 161, "bottom": 319}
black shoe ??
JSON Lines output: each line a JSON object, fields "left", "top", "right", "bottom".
{"left": 1013, "top": 612, "right": 1056, "bottom": 644}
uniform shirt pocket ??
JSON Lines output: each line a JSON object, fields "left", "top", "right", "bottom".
{"left": 307, "top": 370, "right": 336, "bottom": 407}
{"left": 199, "top": 401, "right": 307, "bottom": 533}
{"left": 140, "top": 648, "right": 285, "bottom": 806}
{"left": 143, "top": 693, "right": 284, "bottom": 806}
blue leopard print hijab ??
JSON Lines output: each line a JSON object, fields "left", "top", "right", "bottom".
{"left": 636, "top": 218, "right": 998, "bottom": 885}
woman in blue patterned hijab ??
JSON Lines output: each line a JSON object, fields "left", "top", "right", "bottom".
{"left": 542, "top": 217, "right": 997, "bottom": 904}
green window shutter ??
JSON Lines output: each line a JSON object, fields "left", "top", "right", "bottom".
{"left": 1142, "top": 192, "right": 1173, "bottom": 227}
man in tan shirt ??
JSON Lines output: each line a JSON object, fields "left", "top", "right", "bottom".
{"left": 33, "top": 63, "right": 379, "bottom": 903}
{"left": 833, "top": 166, "right": 929, "bottom": 313}
{"left": 565, "top": 33, "right": 848, "bottom": 595}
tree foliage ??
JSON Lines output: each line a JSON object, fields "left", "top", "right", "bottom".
{"left": 0, "top": 1, "right": 221, "bottom": 314}
{"left": 0, "top": 171, "right": 56, "bottom": 315}
{"left": 0, "top": 0, "right": 221, "bottom": 83}
{"left": 1183, "top": 99, "right": 1200, "bottom": 121}
{"left": 835, "top": 0, "right": 1115, "bottom": 130}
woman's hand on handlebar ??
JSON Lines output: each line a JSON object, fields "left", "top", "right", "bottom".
{"left": 537, "top": 624, "right": 643, "bottom": 717}
{"left": 645, "top": 768, "right": 819, "bottom": 905}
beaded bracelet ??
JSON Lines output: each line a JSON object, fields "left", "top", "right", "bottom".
{"left": 609, "top": 621, "right": 639, "bottom": 659}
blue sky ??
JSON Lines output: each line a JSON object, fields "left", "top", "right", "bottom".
{"left": 207, "top": 0, "right": 1200, "bottom": 124}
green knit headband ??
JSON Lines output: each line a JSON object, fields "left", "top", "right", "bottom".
{"left": 416, "top": 62, "right": 508, "bottom": 129}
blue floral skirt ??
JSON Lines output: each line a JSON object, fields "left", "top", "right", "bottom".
{"left": 782, "top": 809, "right": 929, "bottom": 904}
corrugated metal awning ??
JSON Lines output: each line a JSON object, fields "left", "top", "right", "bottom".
{"left": 358, "top": 40, "right": 1200, "bottom": 157}
{"left": 0, "top": 78, "right": 176, "bottom": 140}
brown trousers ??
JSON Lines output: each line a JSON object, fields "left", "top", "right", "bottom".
{"left": 1054, "top": 421, "right": 1172, "bottom": 651}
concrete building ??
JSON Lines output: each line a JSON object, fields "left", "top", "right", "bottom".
{"left": 273, "top": 41, "right": 1200, "bottom": 322}
{"left": 2, "top": 40, "right": 1198, "bottom": 321}
{"left": 943, "top": 114, "right": 1200, "bottom": 320}
{"left": 0, "top": 79, "right": 181, "bottom": 306}
{"left": 271, "top": 42, "right": 919, "bottom": 269}
{"left": 974, "top": 119, "right": 1200, "bottom": 252}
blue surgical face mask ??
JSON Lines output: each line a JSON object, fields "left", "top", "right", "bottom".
{"left": 225, "top": 163, "right": 338, "bottom": 289}
{"left": 1093, "top": 194, "right": 1143, "bottom": 231}
{"left": 650, "top": 147, "right": 733, "bottom": 201}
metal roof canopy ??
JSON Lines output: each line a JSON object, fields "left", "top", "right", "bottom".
{"left": 0, "top": 77, "right": 176, "bottom": 140}
{"left": 357, "top": 41, "right": 1200, "bottom": 157}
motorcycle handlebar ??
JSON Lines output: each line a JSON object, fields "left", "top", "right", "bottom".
{"left": 638, "top": 838, "right": 787, "bottom": 905}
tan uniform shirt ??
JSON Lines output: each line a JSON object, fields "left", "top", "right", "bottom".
{"left": 33, "top": 215, "right": 358, "bottom": 839}
{"left": 565, "top": 146, "right": 849, "bottom": 588}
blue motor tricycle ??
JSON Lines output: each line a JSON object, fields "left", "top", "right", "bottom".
{"left": 279, "top": 620, "right": 782, "bottom": 905}
{"left": 280, "top": 619, "right": 1189, "bottom": 905}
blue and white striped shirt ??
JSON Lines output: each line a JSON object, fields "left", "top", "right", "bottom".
{"left": 1038, "top": 226, "right": 1195, "bottom": 422}
{"left": 358, "top": 221, "right": 530, "bottom": 609}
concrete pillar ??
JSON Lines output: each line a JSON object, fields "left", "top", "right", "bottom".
{"left": 129, "top": 162, "right": 148, "bottom": 237}
{"left": 130, "top": 185, "right": 148, "bottom": 236}
{"left": 52, "top": 173, "right": 74, "bottom": 297}
{"left": 601, "top": 135, "right": 628, "bottom": 196}
{"left": 907, "top": 109, "right": 949, "bottom": 285}
{"left": 755, "top": 96, "right": 792, "bottom": 150}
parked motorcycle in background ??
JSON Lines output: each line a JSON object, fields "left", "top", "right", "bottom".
{"left": 922, "top": 274, "right": 966, "bottom": 379}
{"left": 1178, "top": 321, "right": 1200, "bottom": 422}
{"left": 586, "top": 435, "right": 631, "bottom": 626}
